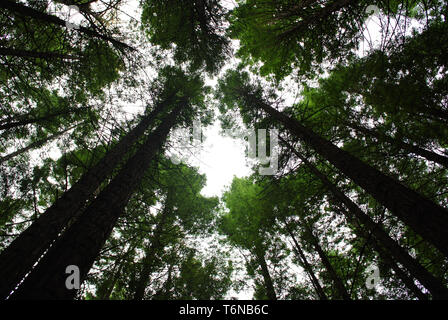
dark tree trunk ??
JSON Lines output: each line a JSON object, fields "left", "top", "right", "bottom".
{"left": 255, "top": 98, "right": 448, "bottom": 258}
{"left": 0, "top": 101, "right": 167, "bottom": 299}
{"left": 334, "top": 205, "right": 429, "bottom": 300}
{"left": 282, "top": 140, "right": 448, "bottom": 299}
{"left": 371, "top": 238, "right": 429, "bottom": 300}
{"left": 8, "top": 102, "right": 184, "bottom": 299}
{"left": 133, "top": 202, "right": 172, "bottom": 300}
{"left": 0, "top": 1, "right": 135, "bottom": 52}
{"left": 345, "top": 121, "right": 448, "bottom": 168}
{"left": 254, "top": 245, "right": 277, "bottom": 300}
{"left": 302, "top": 222, "right": 351, "bottom": 300}
{"left": 283, "top": 220, "right": 328, "bottom": 300}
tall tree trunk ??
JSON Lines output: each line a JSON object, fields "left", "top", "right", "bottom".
{"left": 133, "top": 201, "right": 172, "bottom": 300}
{"left": 254, "top": 98, "right": 448, "bottom": 258}
{"left": 302, "top": 221, "right": 351, "bottom": 300}
{"left": 0, "top": 124, "right": 78, "bottom": 164}
{"left": 371, "top": 237, "right": 429, "bottom": 300}
{"left": 0, "top": 101, "right": 167, "bottom": 299}
{"left": 335, "top": 205, "right": 429, "bottom": 300}
{"left": 281, "top": 138, "right": 448, "bottom": 299}
{"left": 8, "top": 101, "right": 184, "bottom": 299}
{"left": 345, "top": 120, "right": 448, "bottom": 168}
{"left": 254, "top": 244, "right": 277, "bottom": 300}
{"left": 282, "top": 219, "right": 328, "bottom": 300}
{"left": 333, "top": 204, "right": 428, "bottom": 300}
{"left": 0, "top": 1, "right": 135, "bottom": 52}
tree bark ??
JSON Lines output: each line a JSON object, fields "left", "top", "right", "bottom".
{"left": 8, "top": 101, "right": 184, "bottom": 299}
{"left": 254, "top": 98, "right": 448, "bottom": 259}
{"left": 371, "top": 237, "right": 429, "bottom": 300}
{"left": 0, "top": 101, "right": 167, "bottom": 299}
{"left": 254, "top": 244, "right": 277, "bottom": 300}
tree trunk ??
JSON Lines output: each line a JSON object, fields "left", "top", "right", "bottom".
{"left": 8, "top": 101, "right": 184, "bottom": 299}
{"left": 0, "top": 101, "right": 168, "bottom": 299}
{"left": 0, "top": 1, "right": 135, "bottom": 52}
{"left": 0, "top": 124, "right": 78, "bottom": 164}
{"left": 133, "top": 202, "right": 172, "bottom": 300}
{"left": 345, "top": 120, "right": 448, "bottom": 168}
{"left": 334, "top": 205, "right": 429, "bottom": 300}
{"left": 371, "top": 237, "right": 429, "bottom": 300}
{"left": 254, "top": 244, "right": 277, "bottom": 300}
{"left": 282, "top": 139, "right": 448, "bottom": 299}
{"left": 283, "top": 220, "right": 328, "bottom": 300}
{"left": 302, "top": 222, "right": 351, "bottom": 300}
{"left": 255, "top": 98, "right": 448, "bottom": 258}
{"left": 0, "top": 107, "right": 88, "bottom": 131}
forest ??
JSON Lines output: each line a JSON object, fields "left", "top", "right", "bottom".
{"left": 0, "top": 0, "right": 447, "bottom": 301}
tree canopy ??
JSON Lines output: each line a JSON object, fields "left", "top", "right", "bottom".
{"left": 0, "top": 0, "right": 447, "bottom": 302}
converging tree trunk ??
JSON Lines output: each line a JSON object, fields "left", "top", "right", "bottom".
{"left": 302, "top": 221, "right": 351, "bottom": 300}
{"left": 281, "top": 138, "right": 448, "bottom": 299}
{"left": 282, "top": 219, "right": 328, "bottom": 300}
{"left": 0, "top": 101, "right": 168, "bottom": 299}
{"left": 251, "top": 96, "right": 448, "bottom": 259}
{"left": 9, "top": 101, "right": 184, "bottom": 299}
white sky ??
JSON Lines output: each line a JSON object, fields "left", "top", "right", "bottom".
{"left": 191, "top": 122, "right": 252, "bottom": 197}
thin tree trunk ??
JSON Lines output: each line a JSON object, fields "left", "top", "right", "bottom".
{"left": 254, "top": 98, "right": 448, "bottom": 258}
{"left": 8, "top": 101, "right": 184, "bottom": 299}
{"left": 281, "top": 139, "right": 448, "bottom": 299}
{"left": 333, "top": 205, "right": 429, "bottom": 300}
{"left": 0, "top": 101, "right": 167, "bottom": 299}
{"left": 0, "top": 107, "right": 88, "bottom": 131}
{"left": 254, "top": 244, "right": 277, "bottom": 300}
{"left": 0, "top": 1, "right": 135, "bottom": 52}
{"left": 133, "top": 202, "right": 172, "bottom": 300}
{"left": 372, "top": 238, "right": 429, "bottom": 300}
{"left": 345, "top": 120, "right": 448, "bottom": 168}
{"left": 97, "top": 243, "right": 137, "bottom": 300}
{"left": 302, "top": 222, "right": 351, "bottom": 300}
{"left": 0, "top": 124, "right": 78, "bottom": 164}
{"left": 283, "top": 219, "right": 328, "bottom": 300}
{"left": 331, "top": 202, "right": 429, "bottom": 300}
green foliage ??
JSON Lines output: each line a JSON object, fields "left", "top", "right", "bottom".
{"left": 141, "top": 0, "right": 230, "bottom": 74}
